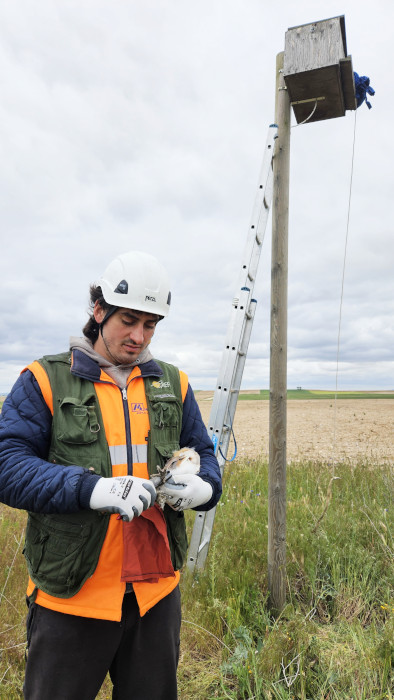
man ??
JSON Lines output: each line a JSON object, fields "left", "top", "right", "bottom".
{"left": 0, "top": 250, "right": 222, "bottom": 700}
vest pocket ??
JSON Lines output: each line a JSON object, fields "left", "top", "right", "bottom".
{"left": 149, "top": 394, "right": 182, "bottom": 430}
{"left": 50, "top": 395, "right": 107, "bottom": 472}
{"left": 24, "top": 512, "right": 107, "bottom": 598}
{"left": 56, "top": 395, "right": 100, "bottom": 444}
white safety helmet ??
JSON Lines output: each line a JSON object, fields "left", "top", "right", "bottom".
{"left": 99, "top": 251, "right": 171, "bottom": 318}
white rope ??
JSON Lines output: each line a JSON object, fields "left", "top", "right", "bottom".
{"left": 332, "top": 110, "right": 358, "bottom": 467}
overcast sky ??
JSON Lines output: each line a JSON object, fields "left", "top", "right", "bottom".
{"left": 0, "top": 0, "right": 391, "bottom": 393}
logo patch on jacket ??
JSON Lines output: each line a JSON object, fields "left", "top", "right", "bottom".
{"left": 152, "top": 380, "right": 171, "bottom": 389}
{"left": 130, "top": 403, "right": 148, "bottom": 414}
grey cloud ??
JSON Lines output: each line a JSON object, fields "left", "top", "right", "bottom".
{"left": 0, "top": 0, "right": 392, "bottom": 394}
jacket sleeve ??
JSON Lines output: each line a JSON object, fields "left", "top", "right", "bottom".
{"left": 180, "top": 384, "right": 222, "bottom": 511}
{"left": 0, "top": 371, "right": 100, "bottom": 514}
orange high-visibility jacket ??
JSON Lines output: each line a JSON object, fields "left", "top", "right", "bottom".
{"left": 26, "top": 351, "right": 189, "bottom": 621}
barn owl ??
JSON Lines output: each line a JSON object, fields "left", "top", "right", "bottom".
{"left": 151, "top": 447, "right": 200, "bottom": 508}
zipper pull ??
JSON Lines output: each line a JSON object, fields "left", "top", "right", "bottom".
{"left": 122, "top": 388, "right": 127, "bottom": 401}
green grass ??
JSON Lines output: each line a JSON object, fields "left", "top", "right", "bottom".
{"left": 238, "top": 389, "right": 394, "bottom": 400}
{"left": 0, "top": 506, "right": 28, "bottom": 699}
{"left": 178, "top": 458, "right": 393, "bottom": 699}
{"left": 1, "top": 460, "right": 393, "bottom": 699}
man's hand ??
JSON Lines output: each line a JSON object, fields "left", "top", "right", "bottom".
{"left": 89, "top": 476, "right": 156, "bottom": 521}
{"left": 156, "top": 473, "right": 212, "bottom": 511}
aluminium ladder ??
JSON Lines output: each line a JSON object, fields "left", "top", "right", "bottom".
{"left": 187, "top": 123, "right": 278, "bottom": 572}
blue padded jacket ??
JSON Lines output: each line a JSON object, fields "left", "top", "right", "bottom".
{"left": 0, "top": 352, "right": 222, "bottom": 515}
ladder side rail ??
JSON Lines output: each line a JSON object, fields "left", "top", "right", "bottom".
{"left": 210, "top": 289, "right": 252, "bottom": 384}
{"left": 207, "top": 204, "right": 269, "bottom": 448}
{"left": 209, "top": 298, "right": 257, "bottom": 463}
{"left": 188, "top": 282, "right": 265, "bottom": 572}
{"left": 239, "top": 190, "right": 273, "bottom": 288}
{"left": 187, "top": 427, "right": 231, "bottom": 570}
{"left": 187, "top": 301, "right": 257, "bottom": 571}
{"left": 239, "top": 125, "right": 277, "bottom": 286}
{"left": 188, "top": 126, "right": 276, "bottom": 573}
{"left": 187, "top": 504, "right": 218, "bottom": 571}
{"left": 210, "top": 287, "right": 253, "bottom": 401}
{"left": 207, "top": 289, "right": 253, "bottom": 452}
{"left": 231, "top": 129, "right": 276, "bottom": 294}
{"left": 209, "top": 301, "right": 247, "bottom": 404}
{"left": 227, "top": 298, "right": 257, "bottom": 412}
{"left": 247, "top": 124, "right": 277, "bottom": 242}
{"left": 237, "top": 168, "right": 273, "bottom": 298}
{"left": 188, "top": 211, "right": 271, "bottom": 571}
{"left": 213, "top": 128, "right": 275, "bottom": 376}
{"left": 242, "top": 163, "right": 274, "bottom": 286}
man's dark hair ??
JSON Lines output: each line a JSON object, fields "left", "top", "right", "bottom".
{"left": 83, "top": 284, "right": 112, "bottom": 343}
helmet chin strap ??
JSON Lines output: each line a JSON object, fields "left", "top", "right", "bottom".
{"left": 99, "top": 305, "right": 118, "bottom": 335}
{"left": 100, "top": 327, "right": 123, "bottom": 366}
{"left": 97, "top": 306, "right": 122, "bottom": 365}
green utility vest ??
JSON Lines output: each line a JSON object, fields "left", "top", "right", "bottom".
{"left": 24, "top": 352, "right": 188, "bottom": 599}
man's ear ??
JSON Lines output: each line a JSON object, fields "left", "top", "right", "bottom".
{"left": 93, "top": 301, "right": 106, "bottom": 324}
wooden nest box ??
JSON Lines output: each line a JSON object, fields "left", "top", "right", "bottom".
{"left": 283, "top": 15, "right": 357, "bottom": 124}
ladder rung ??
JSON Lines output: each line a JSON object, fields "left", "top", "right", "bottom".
{"left": 198, "top": 538, "right": 210, "bottom": 553}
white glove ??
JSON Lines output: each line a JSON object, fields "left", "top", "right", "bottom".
{"left": 157, "top": 473, "right": 213, "bottom": 511}
{"left": 89, "top": 476, "right": 156, "bottom": 522}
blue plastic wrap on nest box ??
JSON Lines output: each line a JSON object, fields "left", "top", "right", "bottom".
{"left": 354, "top": 72, "right": 375, "bottom": 109}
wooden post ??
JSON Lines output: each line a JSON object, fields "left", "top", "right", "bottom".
{"left": 268, "top": 51, "right": 291, "bottom": 612}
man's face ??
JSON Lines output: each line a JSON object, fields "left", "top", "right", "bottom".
{"left": 93, "top": 303, "right": 158, "bottom": 365}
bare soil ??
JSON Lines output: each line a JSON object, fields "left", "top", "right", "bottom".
{"left": 196, "top": 394, "right": 394, "bottom": 464}
{"left": 2, "top": 393, "right": 392, "bottom": 464}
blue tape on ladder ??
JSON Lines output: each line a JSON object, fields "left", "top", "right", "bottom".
{"left": 211, "top": 433, "right": 218, "bottom": 453}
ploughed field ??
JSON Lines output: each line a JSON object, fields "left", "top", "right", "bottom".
{"left": 1, "top": 392, "right": 393, "bottom": 463}
{"left": 195, "top": 392, "right": 394, "bottom": 463}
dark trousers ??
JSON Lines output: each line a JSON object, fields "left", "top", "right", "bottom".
{"left": 24, "top": 587, "right": 181, "bottom": 700}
